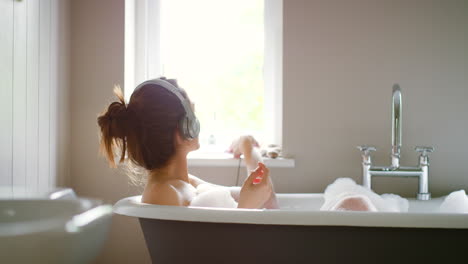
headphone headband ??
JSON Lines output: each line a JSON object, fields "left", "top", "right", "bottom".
{"left": 133, "top": 78, "right": 200, "bottom": 139}
{"left": 134, "top": 79, "right": 195, "bottom": 118}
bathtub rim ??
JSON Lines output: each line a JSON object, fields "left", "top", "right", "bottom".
{"left": 113, "top": 194, "right": 468, "bottom": 229}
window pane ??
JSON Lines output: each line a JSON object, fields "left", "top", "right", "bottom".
{"left": 161, "top": 0, "right": 264, "bottom": 147}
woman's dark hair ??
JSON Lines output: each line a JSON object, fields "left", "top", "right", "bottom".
{"left": 97, "top": 78, "right": 189, "bottom": 174}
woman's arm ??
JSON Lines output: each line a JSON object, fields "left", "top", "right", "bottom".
{"left": 236, "top": 137, "right": 279, "bottom": 209}
{"left": 188, "top": 135, "right": 260, "bottom": 204}
{"left": 193, "top": 135, "right": 280, "bottom": 209}
{"left": 189, "top": 175, "right": 241, "bottom": 202}
{"left": 188, "top": 138, "right": 267, "bottom": 205}
{"left": 189, "top": 163, "right": 277, "bottom": 209}
{"left": 189, "top": 136, "right": 280, "bottom": 209}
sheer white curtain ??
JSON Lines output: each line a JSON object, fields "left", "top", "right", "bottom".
{"left": 0, "top": 0, "right": 69, "bottom": 194}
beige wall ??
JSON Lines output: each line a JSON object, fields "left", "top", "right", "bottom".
{"left": 283, "top": 0, "right": 468, "bottom": 196}
{"left": 55, "top": 0, "right": 72, "bottom": 188}
{"left": 70, "top": 0, "right": 150, "bottom": 263}
{"left": 69, "top": 0, "right": 468, "bottom": 263}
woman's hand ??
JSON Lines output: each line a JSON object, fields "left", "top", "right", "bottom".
{"left": 237, "top": 163, "right": 273, "bottom": 209}
{"left": 228, "top": 135, "right": 260, "bottom": 158}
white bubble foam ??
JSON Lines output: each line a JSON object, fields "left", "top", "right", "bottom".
{"left": 439, "top": 190, "right": 468, "bottom": 214}
{"left": 320, "top": 178, "right": 409, "bottom": 212}
{"left": 189, "top": 184, "right": 238, "bottom": 208}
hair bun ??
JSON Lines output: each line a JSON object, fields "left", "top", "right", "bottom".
{"left": 97, "top": 85, "right": 129, "bottom": 167}
{"left": 98, "top": 86, "right": 129, "bottom": 139}
{"left": 105, "top": 101, "right": 129, "bottom": 138}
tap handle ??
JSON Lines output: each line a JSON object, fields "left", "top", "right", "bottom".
{"left": 415, "top": 146, "right": 434, "bottom": 156}
{"left": 357, "top": 145, "right": 377, "bottom": 156}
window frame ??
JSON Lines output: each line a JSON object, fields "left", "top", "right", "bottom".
{"left": 124, "top": 0, "right": 291, "bottom": 167}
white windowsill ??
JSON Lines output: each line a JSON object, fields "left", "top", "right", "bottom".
{"left": 187, "top": 151, "right": 295, "bottom": 168}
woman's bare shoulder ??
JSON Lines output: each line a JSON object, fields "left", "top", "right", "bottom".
{"left": 188, "top": 174, "right": 209, "bottom": 187}
{"left": 141, "top": 182, "right": 183, "bottom": 206}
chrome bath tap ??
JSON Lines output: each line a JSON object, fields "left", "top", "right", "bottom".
{"left": 358, "top": 84, "right": 434, "bottom": 200}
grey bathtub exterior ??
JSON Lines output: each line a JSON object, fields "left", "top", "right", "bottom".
{"left": 139, "top": 218, "right": 466, "bottom": 264}
{"left": 114, "top": 194, "right": 468, "bottom": 264}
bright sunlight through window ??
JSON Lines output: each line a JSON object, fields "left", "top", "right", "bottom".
{"left": 160, "top": 0, "right": 265, "bottom": 149}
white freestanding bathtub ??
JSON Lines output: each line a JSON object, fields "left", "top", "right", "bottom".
{"left": 114, "top": 193, "right": 468, "bottom": 264}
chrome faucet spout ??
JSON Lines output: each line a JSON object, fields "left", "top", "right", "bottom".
{"left": 357, "top": 84, "right": 434, "bottom": 200}
{"left": 391, "top": 84, "right": 402, "bottom": 167}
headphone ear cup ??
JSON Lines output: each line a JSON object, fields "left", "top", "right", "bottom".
{"left": 180, "top": 116, "right": 200, "bottom": 140}
{"left": 179, "top": 117, "right": 190, "bottom": 139}
{"left": 190, "top": 117, "right": 200, "bottom": 139}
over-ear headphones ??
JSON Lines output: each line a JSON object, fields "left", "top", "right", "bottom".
{"left": 133, "top": 78, "right": 200, "bottom": 140}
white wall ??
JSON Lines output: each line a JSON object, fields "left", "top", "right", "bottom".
{"left": 0, "top": 0, "right": 70, "bottom": 193}
{"left": 69, "top": 0, "right": 468, "bottom": 263}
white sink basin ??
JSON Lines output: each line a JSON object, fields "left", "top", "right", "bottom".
{"left": 0, "top": 188, "right": 112, "bottom": 264}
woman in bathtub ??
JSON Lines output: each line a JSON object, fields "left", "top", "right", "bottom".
{"left": 97, "top": 77, "right": 279, "bottom": 209}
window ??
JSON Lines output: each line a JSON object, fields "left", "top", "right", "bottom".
{"left": 125, "top": 0, "right": 282, "bottom": 152}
